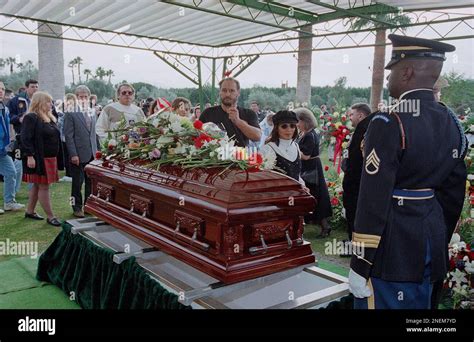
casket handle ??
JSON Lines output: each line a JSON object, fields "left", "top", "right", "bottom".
{"left": 249, "top": 232, "right": 296, "bottom": 255}
{"left": 172, "top": 221, "right": 209, "bottom": 251}
{"left": 191, "top": 227, "right": 198, "bottom": 241}
{"left": 249, "top": 235, "right": 268, "bottom": 255}
{"left": 285, "top": 230, "right": 293, "bottom": 249}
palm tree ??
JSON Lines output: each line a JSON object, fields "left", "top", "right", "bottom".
{"left": 84, "top": 68, "right": 92, "bottom": 82}
{"left": 95, "top": 67, "right": 107, "bottom": 81}
{"left": 6, "top": 57, "right": 16, "bottom": 74}
{"left": 352, "top": 12, "right": 411, "bottom": 111}
{"left": 0, "top": 58, "right": 5, "bottom": 71}
{"left": 24, "top": 60, "right": 34, "bottom": 71}
{"left": 68, "top": 59, "right": 77, "bottom": 85}
{"left": 106, "top": 69, "right": 115, "bottom": 84}
{"left": 75, "top": 56, "right": 83, "bottom": 83}
{"left": 16, "top": 62, "right": 24, "bottom": 71}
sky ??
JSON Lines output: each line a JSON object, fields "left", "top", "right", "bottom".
{"left": 1, "top": 20, "right": 473, "bottom": 89}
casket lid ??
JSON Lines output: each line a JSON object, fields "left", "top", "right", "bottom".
{"left": 91, "top": 159, "right": 311, "bottom": 205}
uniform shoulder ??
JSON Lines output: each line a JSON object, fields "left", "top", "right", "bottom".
{"left": 368, "top": 111, "right": 396, "bottom": 124}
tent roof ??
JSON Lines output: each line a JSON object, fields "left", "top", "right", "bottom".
{"left": 1, "top": 0, "right": 472, "bottom": 47}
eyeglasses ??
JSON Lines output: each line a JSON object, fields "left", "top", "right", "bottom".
{"left": 120, "top": 91, "right": 134, "bottom": 96}
{"left": 280, "top": 123, "right": 296, "bottom": 129}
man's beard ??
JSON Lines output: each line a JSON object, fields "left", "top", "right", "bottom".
{"left": 221, "top": 97, "right": 235, "bottom": 107}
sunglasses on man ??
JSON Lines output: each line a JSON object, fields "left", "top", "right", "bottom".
{"left": 121, "top": 91, "right": 134, "bottom": 96}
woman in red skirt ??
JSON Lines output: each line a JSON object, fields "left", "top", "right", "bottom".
{"left": 21, "top": 91, "right": 61, "bottom": 226}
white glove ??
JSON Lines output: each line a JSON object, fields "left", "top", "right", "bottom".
{"left": 348, "top": 269, "right": 372, "bottom": 298}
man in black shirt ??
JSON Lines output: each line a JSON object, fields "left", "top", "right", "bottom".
{"left": 341, "top": 103, "right": 373, "bottom": 255}
{"left": 200, "top": 78, "right": 261, "bottom": 147}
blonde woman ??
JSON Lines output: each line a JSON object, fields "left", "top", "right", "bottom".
{"left": 21, "top": 91, "right": 61, "bottom": 226}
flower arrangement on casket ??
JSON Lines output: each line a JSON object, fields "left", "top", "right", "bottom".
{"left": 98, "top": 111, "right": 276, "bottom": 172}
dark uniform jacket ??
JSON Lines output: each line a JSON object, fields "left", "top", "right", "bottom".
{"left": 350, "top": 89, "right": 467, "bottom": 283}
{"left": 342, "top": 113, "right": 375, "bottom": 211}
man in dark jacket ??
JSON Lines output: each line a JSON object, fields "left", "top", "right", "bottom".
{"left": 341, "top": 103, "right": 373, "bottom": 256}
{"left": 64, "top": 85, "right": 100, "bottom": 218}
{"left": 8, "top": 79, "right": 38, "bottom": 134}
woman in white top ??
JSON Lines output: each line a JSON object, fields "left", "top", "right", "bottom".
{"left": 261, "top": 110, "right": 305, "bottom": 185}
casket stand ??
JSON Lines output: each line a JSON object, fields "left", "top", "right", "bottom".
{"left": 85, "top": 159, "right": 316, "bottom": 283}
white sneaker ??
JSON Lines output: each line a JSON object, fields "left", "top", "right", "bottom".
{"left": 59, "top": 176, "right": 73, "bottom": 182}
{"left": 0, "top": 208, "right": 4, "bottom": 214}
{"left": 4, "top": 201, "right": 25, "bottom": 211}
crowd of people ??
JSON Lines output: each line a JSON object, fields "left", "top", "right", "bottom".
{"left": 0, "top": 34, "right": 468, "bottom": 310}
{"left": 0, "top": 76, "right": 336, "bottom": 237}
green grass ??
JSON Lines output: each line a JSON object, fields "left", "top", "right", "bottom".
{"left": 0, "top": 172, "right": 76, "bottom": 262}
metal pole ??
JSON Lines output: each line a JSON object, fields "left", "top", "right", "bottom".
{"left": 211, "top": 58, "right": 216, "bottom": 105}
{"left": 197, "top": 57, "right": 204, "bottom": 112}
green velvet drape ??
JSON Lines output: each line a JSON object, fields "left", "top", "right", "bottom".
{"left": 37, "top": 223, "right": 191, "bottom": 310}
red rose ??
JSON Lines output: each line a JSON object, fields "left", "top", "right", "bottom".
{"left": 194, "top": 133, "right": 212, "bottom": 149}
{"left": 324, "top": 165, "right": 329, "bottom": 171}
{"left": 95, "top": 151, "right": 103, "bottom": 159}
{"left": 341, "top": 115, "right": 346, "bottom": 121}
{"left": 328, "top": 117, "right": 332, "bottom": 121}
{"left": 331, "top": 197, "right": 339, "bottom": 206}
{"left": 320, "top": 115, "right": 324, "bottom": 119}
{"left": 193, "top": 120, "right": 203, "bottom": 130}
{"left": 256, "top": 153, "right": 263, "bottom": 165}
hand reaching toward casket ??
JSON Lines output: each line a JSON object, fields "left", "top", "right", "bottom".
{"left": 348, "top": 269, "right": 371, "bottom": 298}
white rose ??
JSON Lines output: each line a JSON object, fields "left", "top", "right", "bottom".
{"left": 170, "top": 121, "right": 183, "bottom": 133}
{"left": 160, "top": 112, "right": 170, "bottom": 120}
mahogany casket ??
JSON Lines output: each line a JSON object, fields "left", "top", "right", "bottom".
{"left": 85, "top": 159, "right": 316, "bottom": 283}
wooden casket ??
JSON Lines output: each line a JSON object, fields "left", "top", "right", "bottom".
{"left": 85, "top": 159, "right": 316, "bottom": 283}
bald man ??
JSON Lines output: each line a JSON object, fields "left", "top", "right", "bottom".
{"left": 348, "top": 35, "right": 467, "bottom": 309}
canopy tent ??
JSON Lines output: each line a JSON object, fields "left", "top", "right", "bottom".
{"left": 1, "top": 0, "right": 473, "bottom": 103}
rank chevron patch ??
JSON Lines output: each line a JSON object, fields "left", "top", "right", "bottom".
{"left": 365, "top": 149, "right": 380, "bottom": 175}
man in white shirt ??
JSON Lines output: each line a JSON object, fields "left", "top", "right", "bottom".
{"left": 96, "top": 83, "right": 146, "bottom": 142}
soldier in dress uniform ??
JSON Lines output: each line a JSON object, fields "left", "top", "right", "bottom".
{"left": 348, "top": 34, "right": 468, "bottom": 309}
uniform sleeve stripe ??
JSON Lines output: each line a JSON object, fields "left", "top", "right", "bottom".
{"left": 353, "top": 232, "right": 381, "bottom": 243}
